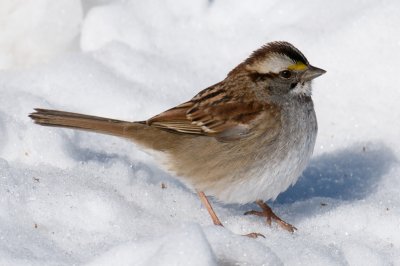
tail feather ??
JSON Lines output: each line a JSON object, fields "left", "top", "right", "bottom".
{"left": 29, "top": 108, "right": 140, "bottom": 138}
{"left": 29, "top": 108, "right": 185, "bottom": 151}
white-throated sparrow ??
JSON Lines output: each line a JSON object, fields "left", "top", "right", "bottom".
{"left": 30, "top": 41, "right": 325, "bottom": 236}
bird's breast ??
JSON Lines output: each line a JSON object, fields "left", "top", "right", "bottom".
{"left": 209, "top": 100, "right": 317, "bottom": 204}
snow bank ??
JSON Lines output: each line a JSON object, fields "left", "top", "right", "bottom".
{"left": 1, "top": 0, "right": 400, "bottom": 265}
{"left": 0, "top": 0, "right": 82, "bottom": 69}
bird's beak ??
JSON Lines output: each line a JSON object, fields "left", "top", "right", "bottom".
{"left": 302, "top": 65, "right": 326, "bottom": 81}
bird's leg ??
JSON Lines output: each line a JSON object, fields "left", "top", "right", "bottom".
{"left": 244, "top": 200, "right": 297, "bottom": 233}
{"left": 197, "top": 191, "right": 223, "bottom": 226}
{"left": 197, "top": 191, "right": 265, "bottom": 238}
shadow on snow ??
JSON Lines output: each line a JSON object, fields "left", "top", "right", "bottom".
{"left": 276, "top": 142, "right": 397, "bottom": 204}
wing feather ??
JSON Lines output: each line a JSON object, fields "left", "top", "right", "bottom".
{"left": 146, "top": 83, "right": 273, "bottom": 141}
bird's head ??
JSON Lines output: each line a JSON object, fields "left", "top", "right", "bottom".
{"left": 231, "top": 41, "right": 326, "bottom": 99}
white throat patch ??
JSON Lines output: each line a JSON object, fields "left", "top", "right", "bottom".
{"left": 290, "top": 81, "right": 312, "bottom": 96}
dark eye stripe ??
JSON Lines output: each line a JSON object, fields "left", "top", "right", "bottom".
{"left": 248, "top": 72, "right": 277, "bottom": 82}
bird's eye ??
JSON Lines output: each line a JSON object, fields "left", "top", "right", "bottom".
{"left": 279, "top": 70, "right": 292, "bottom": 79}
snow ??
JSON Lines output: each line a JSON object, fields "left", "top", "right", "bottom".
{"left": 1, "top": 0, "right": 400, "bottom": 265}
{"left": 0, "top": 0, "right": 82, "bottom": 69}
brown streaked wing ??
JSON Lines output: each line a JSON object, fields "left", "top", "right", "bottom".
{"left": 146, "top": 83, "right": 267, "bottom": 141}
{"left": 187, "top": 101, "right": 264, "bottom": 134}
{"left": 147, "top": 101, "right": 203, "bottom": 134}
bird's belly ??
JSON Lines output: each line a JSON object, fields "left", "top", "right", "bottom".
{"left": 205, "top": 119, "right": 317, "bottom": 204}
{"left": 206, "top": 133, "right": 315, "bottom": 204}
{"left": 161, "top": 104, "right": 317, "bottom": 205}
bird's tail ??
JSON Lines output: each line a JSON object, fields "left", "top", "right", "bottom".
{"left": 29, "top": 108, "right": 143, "bottom": 139}
{"left": 29, "top": 108, "right": 180, "bottom": 151}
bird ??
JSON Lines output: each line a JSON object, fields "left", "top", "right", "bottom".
{"left": 29, "top": 41, "right": 325, "bottom": 237}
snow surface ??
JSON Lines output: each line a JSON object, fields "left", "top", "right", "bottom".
{"left": 1, "top": 0, "right": 400, "bottom": 265}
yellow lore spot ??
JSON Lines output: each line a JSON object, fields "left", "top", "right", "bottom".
{"left": 287, "top": 62, "right": 307, "bottom": 71}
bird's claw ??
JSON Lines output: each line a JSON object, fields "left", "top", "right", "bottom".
{"left": 244, "top": 201, "right": 297, "bottom": 233}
